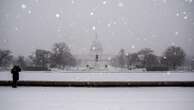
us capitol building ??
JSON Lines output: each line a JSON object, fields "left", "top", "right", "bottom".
{"left": 76, "top": 34, "right": 113, "bottom": 70}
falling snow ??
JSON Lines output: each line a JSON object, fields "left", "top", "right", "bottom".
{"left": 171, "top": 42, "right": 176, "bottom": 46}
{"left": 107, "top": 23, "right": 111, "bottom": 27}
{"left": 176, "top": 12, "right": 180, "bottom": 16}
{"left": 28, "top": 10, "right": 32, "bottom": 14}
{"left": 15, "top": 27, "right": 19, "bottom": 31}
{"left": 21, "top": 4, "right": 27, "bottom": 9}
{"left": 55, "top": 13, "right": 60, "bottom": 18}
{"left": 0, "top": 0, "right": 193, "bottom": 57}
{"left": 35, "top": 0, "right": 39, "bottom": 3}
{"left": 184, "top": 16, "right": 188, "bottom": 20}
{"left": 131, "top": 45, "right": 136, "bottom": 49}
{"left": 183, "top": 11, "right": 187, "bottom": 15}
{"left": 175, "top": 32, "right": 179, "bottom": 36}
{"left": 71, "top": 0, "right": 75, "bottom": 4}
{"left": 113, "top": 21, "right": 117, "bottom": 25}
{"left": 185, "top": 0, "right": 193, "bottom": 3}
{"left": 117, "top": 2, "right": 124, "bottom": 7}
{"left": 92, "top": 26, "right": 96, "bottom": 31}
{"left": 102, "top": 1, "right": 107, "bottom": 5}
{"left": 90, "top": 12, "right": 94, "bottom": 16}
{"left": 163, "top": 0, "right": 167, "bottom": 4}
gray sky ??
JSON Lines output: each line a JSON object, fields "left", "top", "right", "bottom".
{"left": 0, "top": 0, "right": 194, "bottom": 56}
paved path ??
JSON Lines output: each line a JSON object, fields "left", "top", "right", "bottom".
{"left": 0, "top": 71, "right": 194, "bottom": 81}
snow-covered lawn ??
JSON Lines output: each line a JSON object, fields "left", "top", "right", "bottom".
{"left": 0, "top": 71, "right": 194, "bottom": 81}
{"left": 0, "top": 87, "right": 194, "bottom": 110}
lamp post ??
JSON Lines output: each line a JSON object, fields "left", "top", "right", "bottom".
{"left": 163, "top": 56, "right": 167, "bottom": 67}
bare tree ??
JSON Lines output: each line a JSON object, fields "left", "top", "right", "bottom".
{"left": 15, "top": 56, "right": 27, "bottom": 69}
{"left": 0, "top": 49, "right": 13, "bottom": 68}
{"left": 50, "top": 42, "right": 76, "bottom": 68}
{"left": 110, "top": 49, "right": 126, "bottom": 68}
{"left": 126, "top": 53, "right": 140, "bottom": 69}
{"left": 29, "top": 49, "right": 51, "bottom": 67}
{"left": 118, "top": 49, "right": 126, "bottom": 68}
{"left": 144, "top": 54, "right": 159, "bottom": 67}
{"left": 137, "top": 48, "right": 159, "bottom": 67}
{"left": 163, "top": 46, "right": 185, "bottom": 69}
{"left": 138, "top": 48, "right": 153, "bottom": 55}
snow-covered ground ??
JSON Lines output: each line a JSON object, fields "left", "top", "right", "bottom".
{"left": 0, "top": 71, "right": 194, "bottom": 81}
{"left": 0, "top": 87, "right": 194, "bottom": 110}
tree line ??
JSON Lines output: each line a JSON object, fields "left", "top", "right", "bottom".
{"left": 0, "top": 42, "right": 76, "bottom": 70}
{"left": 110, "top": 46, "right": 186, "bottom": 70}
{"left": 0, "top": 44, "right": 192, "bottom": 71}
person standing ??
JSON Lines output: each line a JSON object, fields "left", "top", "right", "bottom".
{"left": 11, "top": 65, "right": 21, "bottom": 88}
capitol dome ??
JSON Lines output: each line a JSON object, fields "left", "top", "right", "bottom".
{"left": 90, "top": 35, "right": 103, "bottom": 55}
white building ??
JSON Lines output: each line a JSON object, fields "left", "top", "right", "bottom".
{"left": 76, "top": 34, "right": 113, "bottom": 70}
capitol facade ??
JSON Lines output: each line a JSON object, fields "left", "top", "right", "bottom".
{"left": 76, "top": 34, "right": 112, "bottom": 70}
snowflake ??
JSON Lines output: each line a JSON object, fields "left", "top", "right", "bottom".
{"left": 131, "top": 45, "right": 135, "bottom": 49}
{"left": 183, "top": 11, "right": 187, "bottom": 15}
{"left": 21, "top": 4, "right": 27, "bottom": 9}
{"left": 102, "top": 1, "right": 107, "bottom": 5}
{"left": 117, "top": 2, "right": 124, "bottom": 7}
{"left": 163, "top": 0, "right": 167, "bottom": 3}
{"left": 15, "top": 27, "right": 19, "bottom": 31}
{"left": 176, "top": 12, "right": 180, "bottom": 16}
{"left": 113, "top": 21, "right": 117, "bottom": 25}
{"left": 71, "top": 0, "right": 75, "bottom": 4}
{"left": 184, "top": 16, "right": 188, "bottom": 20}
{"left": 107, "top": 57, "right": 112, "bottom": 61}
{"left": 175, "top": 32, "right": 179, "bottom": 36}
{"left": 92, "top": 26, "right": 96, "bottom": 31}
{"left": 28, "top": 10, "right": 32, "bottom": 14}
{"left": 35, "top": 0, "right": 39, "bottom": 3}
{"left": 143, "top": 38, "right": 147, "bottom": 41}
{"left": 171, "top": 42, "right": 176, "bottom": 46}
{"left": 185, "top": 0, "right": 192, "bottom": 3}
{"left": 56, "top": 13, "right": 60, "bottom": 18}
{"left": 90, "top": 12, "right": 94, "bottom": 16}
{"left": 92, "top": 47, "right": 96, "bottom": 50}
{"left": 107, "top": 23, "right": 111, "bottom": 27}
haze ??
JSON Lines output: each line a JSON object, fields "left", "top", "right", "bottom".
{"left": 0, "top": 0, "right": 194, "bottom": 56}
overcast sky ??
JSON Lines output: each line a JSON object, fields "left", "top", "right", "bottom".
{"left": 0, "top": 0, "right": 194, "bottom": 56}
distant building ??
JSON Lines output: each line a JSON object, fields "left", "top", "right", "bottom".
{"left": 76, "top": 33, "right": 113, "bottom": 70}
{"left": 89, "top": 33, "right": 103, "bottom": 67}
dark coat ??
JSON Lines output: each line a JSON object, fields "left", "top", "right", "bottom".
{"left": 11, "top": 66, "right": 21, "bottom": 81}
